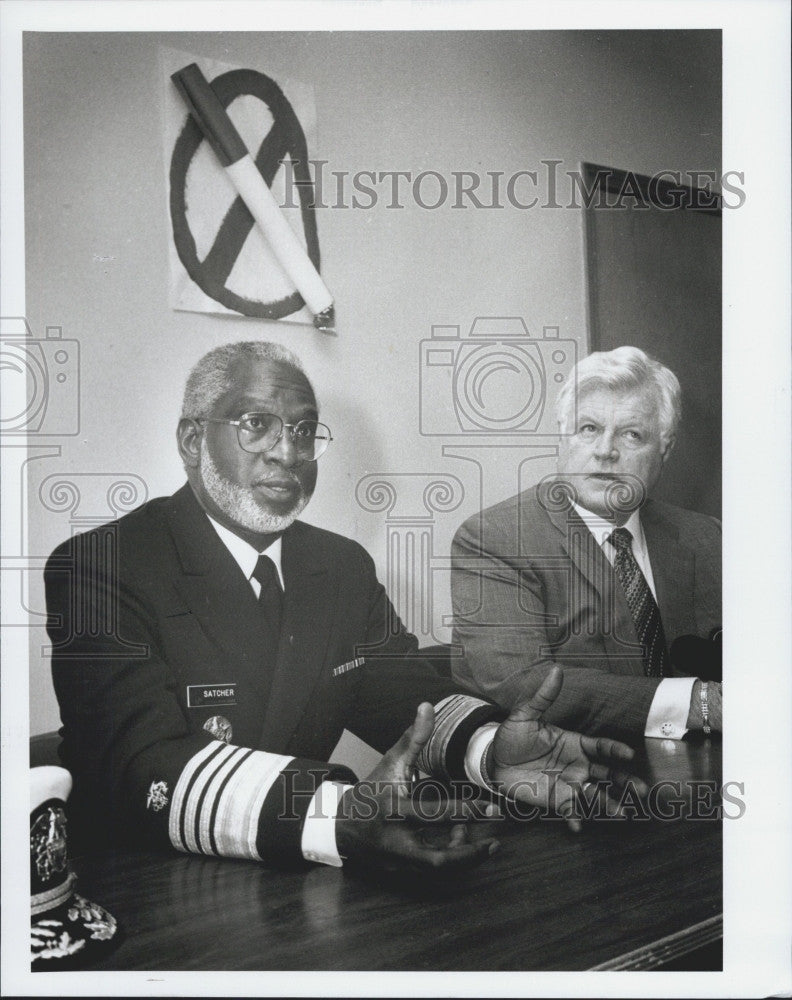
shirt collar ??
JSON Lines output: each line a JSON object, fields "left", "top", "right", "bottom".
{"left": 571, "top": 502, "right": 647, "bottom": 554}
{"left": 205, "top": 514, "right": 285, "bottom": 590}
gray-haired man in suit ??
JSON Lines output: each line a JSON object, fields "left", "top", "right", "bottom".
{"left": 451, "top": 346, "right": 722, "bottom": 740}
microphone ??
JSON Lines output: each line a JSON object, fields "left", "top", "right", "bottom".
{"left": 669, "top": 629, "right": 722, "bottom": 682}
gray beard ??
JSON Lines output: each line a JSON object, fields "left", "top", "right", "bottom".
{"left": 199, "top": 445, "right": 311, "bottom": 534}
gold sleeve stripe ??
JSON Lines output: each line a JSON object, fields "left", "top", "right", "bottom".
{"left": 169, "top": 742, "right": 294, "bottom": 860}
{"left": 415, "top": 693, "right": 495, "bottom": 782}
{"left": 213, "top": 750, "right": 293, "bottom": 860}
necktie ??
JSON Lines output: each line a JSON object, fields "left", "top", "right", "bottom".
{"left": 252, "top": 553, "right": 283, "bottom": 635}
{"left": 608, "top": 527, "right": 667, "bottom": 677}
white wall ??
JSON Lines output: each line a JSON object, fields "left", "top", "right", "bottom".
{"left": 23, "top": 30, "right": 720, "bottom": 734}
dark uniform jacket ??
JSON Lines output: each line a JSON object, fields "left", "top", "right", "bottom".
{"left": 45, "top": 484, "right": 498, "bottom": 864}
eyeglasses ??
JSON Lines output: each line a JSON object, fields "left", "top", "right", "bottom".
{"left": 198, "top": 412, "right": 333, "bottom": 461}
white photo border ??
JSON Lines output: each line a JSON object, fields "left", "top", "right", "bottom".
{"left": 2, "top": 1, "right": 790, "bottom": 996}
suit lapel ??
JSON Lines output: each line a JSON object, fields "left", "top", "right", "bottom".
{"left": 640, "top": 500, "right": 695, "bottom": 643}
{"left": 536, "top": 482, "right": 646, "bottom": 674}
{"left": 166, "top": 485, "right": 273, "bottom": 700}
{"left": 258, "top": 521, "right": 335, "bottom": 752}
{"left": 538, "top": 491, "right": 610, "bottom": 596}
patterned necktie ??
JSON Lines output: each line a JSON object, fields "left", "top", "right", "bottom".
{"left": 252, "top": 553, "right": 283, "bottom": 635}
{"left": 608, "top": 527, "right": 667, "bottom": 676}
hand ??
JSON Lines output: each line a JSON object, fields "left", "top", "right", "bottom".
{"left": 489, "top": 666, "right": 647, "bottom": 832}
{"left": 686, "top": 680, "right": 722, "bottom": 732}
{"left": 335, "top": 702, "right": 500, "bottom": 873}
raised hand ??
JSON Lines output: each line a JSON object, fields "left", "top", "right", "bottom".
{"left": 335, "top": 702, "right": 500, "bottom": 872}
{"left": 489, "top": 666, "right": 648, "bottom": 831}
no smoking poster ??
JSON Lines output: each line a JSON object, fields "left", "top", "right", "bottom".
{"left": 160, "top": 48, "right": 319, "bottom": 324}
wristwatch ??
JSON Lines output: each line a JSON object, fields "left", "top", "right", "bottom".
{"left": 700, "top": 681, "right": 711, "bottom": 735}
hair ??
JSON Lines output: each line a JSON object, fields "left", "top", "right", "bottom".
{"left": 181, "top": 341, "right": 312, "bottom": 419}
{"left": 555, "top": 345, "right": 681, "bottom": 441}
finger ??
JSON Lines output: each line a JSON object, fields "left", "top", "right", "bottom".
{"left": 404, "top": 702, "right": 436, "bottom": 761}
{"left": 587, "top": 763, "right": 649, "bottom": 798}
{"left": 448, "top": 823, "right": 467, "bottom": 848}
{"left": 400, "top": 794, "right": 482, "bottom": 826}
{"left": 375, "top": 702, "right": 436, "bottom": 780}
{"left": 510, "top": 665, "right": 564, "bottom": 722}
{"left": 579, "top": 734, "right": 635, "bottom": 763}
{"left": 590, "top": 776, "right": 650, "bottom": 820}
{"left": 397, "top": 835, "right": 500, "bottom": 871}
{"left": 585, "top": 783, "right": 642, "bottom": 820}
{"left": 561, "top": 776, "right": 646, "bottom": 828}
{"left": 556, "top": 793, "right": 583, "bottom": 833}
{"left": 453, "top": 796, "right": 504, "bottom": 821}
{"left": 459, "top": 793, "right": 504, "bottom": 821}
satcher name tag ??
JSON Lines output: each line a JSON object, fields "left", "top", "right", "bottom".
{"left": 187, "top": 683, "right": 237, "bottom": 708}
{"left": 332, "top": 658, "right": 365, "bottom": 678}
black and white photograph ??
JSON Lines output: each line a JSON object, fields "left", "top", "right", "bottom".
{"left": 1, "top": 1, "right": 790, "bottom": 995}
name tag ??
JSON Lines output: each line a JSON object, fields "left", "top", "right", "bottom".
{"left": 332, "top": 658, "right": 365, "bottom": 678}
{"left": 187, "top": 683, "right": 237, "bottom": 708}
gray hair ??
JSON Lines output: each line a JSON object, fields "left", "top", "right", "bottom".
{"left": 556, "top": 345, "right": 681, "bottom": 441}
{"left": 181, "top": 341, "right": 311, "bottom": 419}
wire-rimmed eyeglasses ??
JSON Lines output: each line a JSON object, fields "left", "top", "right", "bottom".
{"left": 197, "top": 412, "right": 333, "bottom": 461}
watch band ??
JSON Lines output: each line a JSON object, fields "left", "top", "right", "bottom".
{"left": 700, "top": 680, "right": 711, "bottom": 735}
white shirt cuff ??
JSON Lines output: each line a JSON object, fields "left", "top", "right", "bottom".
{"left": 644, "top": 677, "right": 697, "bottom": 739}
{"left": 300, "top": 780, "right": 353, "bottom": 867}
{"left": 464, "top": 721, "right": 500, "bottom": 790}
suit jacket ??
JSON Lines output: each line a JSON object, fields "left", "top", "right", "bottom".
{"left": 45, "top": 484, "right": 498, "bottom": 864}
{"left": 450, "top": 483, "right": 721, "bottom": 738}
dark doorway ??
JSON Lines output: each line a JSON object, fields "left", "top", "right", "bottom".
{"left": 583, "top": 164, "right": 721, "bottom": 518}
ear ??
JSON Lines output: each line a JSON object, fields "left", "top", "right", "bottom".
{"left": 660, "top": 433, "right": 676, "bottom": 463}
{"left": 177, "top": 418, "right": 203, "bottom": 469}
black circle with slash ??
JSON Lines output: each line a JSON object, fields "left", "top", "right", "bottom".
{"left": 170, "top": 68, "right": 320, "bottom": 320}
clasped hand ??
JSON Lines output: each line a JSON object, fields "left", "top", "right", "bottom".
{"left": 335, "top": 666, "right": 645, "bottom": 872}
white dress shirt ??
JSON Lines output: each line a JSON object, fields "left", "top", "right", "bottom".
{"left": 207, "top": 515, "right": 285, "bottom": 591}
{"left": 572, "top": 503, "right": 695, "bottom": 739}
{"left": 206, "top": 514, "right": 348, "bottom": 866}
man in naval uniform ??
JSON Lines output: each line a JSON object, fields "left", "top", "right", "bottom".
{"left": 45, "top": 341, "right": 639, "bottom": 873}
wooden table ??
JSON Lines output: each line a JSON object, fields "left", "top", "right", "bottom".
{"left": 71, "top": 736, "right": 722, "bottom": 971}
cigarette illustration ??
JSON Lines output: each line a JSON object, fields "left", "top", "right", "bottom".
{"left": 171, "top": 62, "right": 335, "bottom": 332}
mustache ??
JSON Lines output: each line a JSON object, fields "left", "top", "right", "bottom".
{"left": 251, "top": 474, "right": 302, "bottom": 489}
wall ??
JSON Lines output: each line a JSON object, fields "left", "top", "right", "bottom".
{"left": 23, "top": 29, "right": 721, "bottom": 734}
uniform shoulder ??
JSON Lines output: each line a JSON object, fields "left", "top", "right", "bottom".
{"left": 46, "top": 495, "right": 173, "bottom": 563}
{"left": 287, "top": 519, "right": 373, "bottom": 563}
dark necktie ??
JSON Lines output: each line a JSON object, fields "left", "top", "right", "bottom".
{"left": 608, "top": 527, "right": 667, "bottom": 677}
{"left": 252, "top": 553, "right": 283, "bottom": 636}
